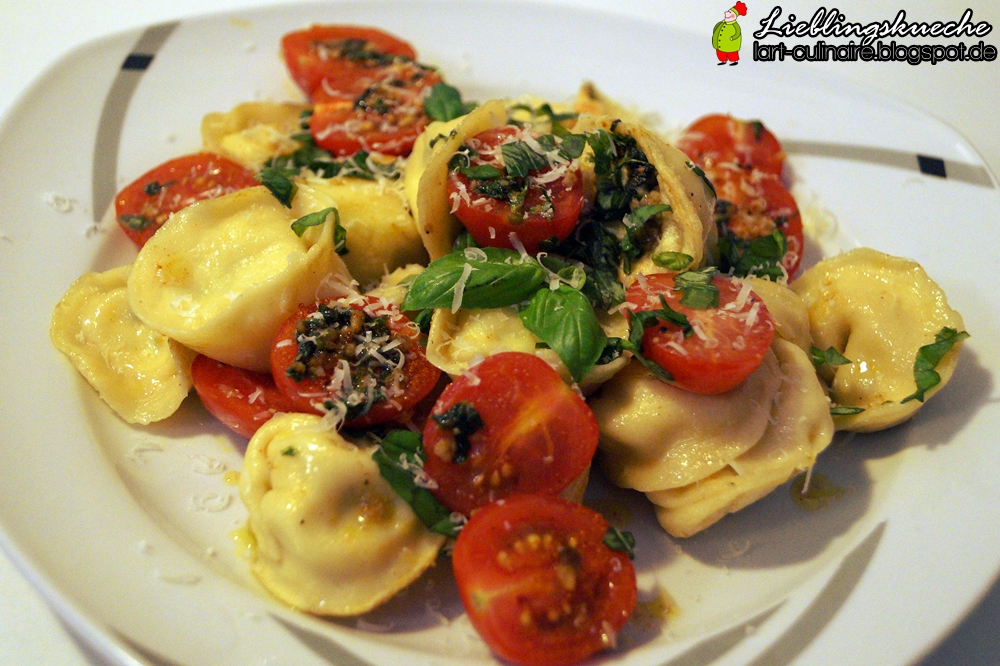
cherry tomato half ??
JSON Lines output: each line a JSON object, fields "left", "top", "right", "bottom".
{"left": 422, "top": 352, "right": 598, "bottom": 516}
{"left": 114, "top": 152, "right": 258, "bottom": 248}
{"left": 626, "top": 272, "right": 776, "bottom": 394}
{"left": 709, "top": 164, "right": 804, "bottom": 277}
{"left": 280, "top": 24, "right": 418, "bottom": 98}
{"left": 446, "top": 127, "right": 584, "bottom": 255}
{"left": 191, "top": 355, "right": 298, "bottom": 440}
{"left": 308, "top": 60, "right": 439, "bottom": 157}
{"left": 453, "top": 494, "right": 637, "bottom": 666}
{"left": 270, "top": 295, "right": 441, "bottom": 429}
{"left": 675, "top": 113, "right": 785, "bottom": 177}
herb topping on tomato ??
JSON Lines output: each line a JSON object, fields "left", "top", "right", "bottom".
{"left": 452, "top": 494, "right": 637, "bottom": 666}
{"left": 626, "top": 270, "right": 776, "bottom": 394}
{"left": 446, "top": 126, "right": 585, "bottom": 254}
{"left": 675, "top": 113, "right": 785, "bottom": 176}
{"left": 270, "top": 296, "right": 441, "bottom": 428}
{"left": 422, "top": 352, "right": 599, "bottom": 515}
{"left": 114, "top": 152, "right": 258, "bottom": 248}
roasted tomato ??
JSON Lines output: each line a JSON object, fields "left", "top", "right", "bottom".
{"left": 280, "top": 24, "right": 418, "bottom": 98}
{"left": 190, "top": 355, "right": 297, "bottom": 439}
{"left": 446, "top": 127, "right": 585, "bottom": 254}
{"left": 626, "top": 271, "right": 776, "bottom": 394}
{"left": 710, "top": 164, "right": 804, "bottom": 277}
{"left": 270, "top": 295, "right": 441, "bottom": 429}
{"left": 675, "top": 113, "right": 785, "bottom": 176}
{"left": 308, "top": 59, "right": 439, "bottom": 157}
{"left": 452, "top": 494, "right": 637, "bottom": 666}
{"left": 421, "top": 352, "right": 598, "bottom": 516}
{"left": 114, "top": 152, "right": 258, "bottom": 248}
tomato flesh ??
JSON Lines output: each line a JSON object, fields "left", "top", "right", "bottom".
{"left": 446, "top": 127, "right": 584, "bottom": 254}
{"left": 190, "top": 355, "right": 297, "bottom": 439}
{"left": 280, "top": 24, "right": 418, "bottom": 98}
{"left": 675, "top": 113, "right": 785, "bottom": 176}
{"left": 422, "top": 352, "right": 598, "bottom": 516}
{"left": 452, "top": 494, "right": 637, "bottom": 666}
{"left": 626, "top": 272, "right": 776, "bottom": 394}
{"left": 114, "top": 152, "right": 258, "bottom": 248}
{"left": 270, "top": 296, "right": 440, "bottom": 429}
{"left": 308, "top": 61, "right": 439, "bottom": 157}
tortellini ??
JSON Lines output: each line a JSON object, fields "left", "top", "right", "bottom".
{"left": 239, "top": 413, "right": 446, "bottom": 615}
{"left": 127, "top": 184, "right": 350, "bottom": 372}
{"left": 50, "top": 264, "right": 195, "bottom": 424}
{"left": 296, "top": 174, "right": 428, "bottom": 287}
{"left": 571, "top": 114, "right": 718, "bottom": 279}
{"left": 591, "top": 339, "right": 834, "bottom": 537}
{"left": 201, "top": 101, "right": 308, "bottom": 170}
{"left": 404, "top": 99, "right": 508, "bottom": 261}
{"left": 792, "top": 248, "right": 966, "bottom": 432}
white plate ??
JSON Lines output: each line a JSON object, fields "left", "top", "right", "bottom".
{"left": 1, "top": 2, "right": 999, "bottom": 665}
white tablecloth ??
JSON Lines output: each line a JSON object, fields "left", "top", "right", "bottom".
{"left": 1, "top": 1, "right": 998, "bottom": 664}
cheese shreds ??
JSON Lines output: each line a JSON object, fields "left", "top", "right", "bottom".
{"left": 451, "top": 263, "right": 476, "bottom": 313}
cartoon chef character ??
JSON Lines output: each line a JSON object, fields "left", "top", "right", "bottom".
{"left": 713, "top": 1, "right": 747, "bottom": 65}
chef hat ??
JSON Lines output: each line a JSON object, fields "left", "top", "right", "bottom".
{"left": 732, "top": 1, "right": 747, "bottom": 15}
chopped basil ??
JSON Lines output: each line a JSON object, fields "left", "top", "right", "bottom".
{"left": 118, "top": 214, "right": 153, "bottom": 232}
{"left": 413, "top": 308, "right": 433, "bottom": 335}
{"left": 674, "top": 268, "right": 720, "bottom": 309}
{"left": 545, "top": 219, "right": 625, "bottom": 311}
{"left": 686, "top": 160, "right": 717, "bottom": 198}
{"left": 400, "top": 248, "right": 547, "bottom": 312}
{"left": 620, "top": 204, "right": 671, "bottom": 273}
{"left": 281, "top": 447, "right": 296, "bottom": 456}
{"left": 423, "top": 82, "right": 476, "bottom": 122}
{"left": 810, "top": 346, "right": 852, "bottom": 369}
{"left": 257, "top": 166, "right": 297, "bottom": 207}
{"left": 372, "top": 430, "right": 462, "bottom": 537}
{"left": 652, "top": 251, "right": 694, "bottom": 271}
{"left": 460, "top": 164, "right": 504, "bottom": 180}
{"left": 143, "top": 180, "right": 170, "bottom": 196}
{"left": 901, "top": 327, "right": 969, "bottom": 403}
{"left": 717, "top": 221, "right": 788, "bottom": 280}
{"left": 830, "top": 405, "right": 865, "bottom": 416}
{"left": 790, "top": 472, "right": 846, "bottom": 511}
{"left": 632, "top": 294, "right": 692, "bottom": 337}
{"left": 289, "top": 207, "right": 348, "bottom": 255}
{"left": 610, "top": 311, "right": 674, "bottom": 383}
{"left": 749, "top": 120, "right": 766, "bottom": 143}
{"left": 430, "top": 402, "right": 483, "bottom": 464}
{"left": 518, "top": 285, "right": 608, "bottom": 383}
{"left": 501, "top": 140, "right": 549, "bottom": 178}
{"left": 603, "top": 526, "right": 636, "bottom": 559}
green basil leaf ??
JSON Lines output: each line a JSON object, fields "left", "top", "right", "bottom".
{"left": 518, "top": 285, "right": 607, "bottom": 383}
{"left": 557, "top": 133, "right": 587, "bottom": 160}
{"left": 460, "top": 164, "right": 504, "bottom": 180}
{"left": 603, "top": 526, "right": 636, "bottom": 559}
{"left": 687, "top": 160, "right": 717, "bottom": 198}
{"left": 830, "top": 406, "right": 865, "bottom": 416}
{"left": 118, "top": 215, "right": 153, "bottom": 232}
{"left": 810, "top": 346, "right": 852, "bottom": 368}
{"left": 423, "top": 82, "right": 476, "bottom": 122}
{"left": 674, "top": 268, "right": 719, "bottom": 309}
{"left": 501, "top": 140, "right": 549, "bottom": 178}
{"left": 652, "top": 251, "right": 694, "bottom": 271}
{"left": 373, "top": 430, "right": 462, "bottom": 537}
{"left": 901, "top": 327, "right": 970, "bottom": 403}
{"left": 257, "top": 166, "right": 297, "bottom": 207}
{"left": 289, "top": 207, "right": 344, "bottom": 251}
{"left": 400, "top": 247, "right": 547, "bottom": 312}
{"left": 621, "top": 311, "right": 674, "bottom": 383}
